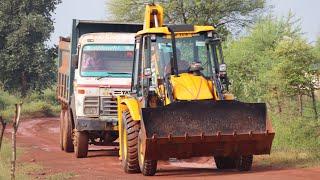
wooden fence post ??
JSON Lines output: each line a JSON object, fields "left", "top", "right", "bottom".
{"left": 0, "top": 116, "right": 7, "bottom": 151}
{"left": 11, "top": 103, "right": 22, "bottom": 180}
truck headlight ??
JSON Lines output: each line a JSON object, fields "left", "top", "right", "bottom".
{"left": 84, "top": 107, "right": 99, "bottom": 115}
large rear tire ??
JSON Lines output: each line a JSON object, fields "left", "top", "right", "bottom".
{"left": 214, "top": 156, "right": 237, "bottom": 169}
{"left": 60, "top": 110, "right": 65, "bottom": 151}
{"left": 74, "top": 131, "right": 89, "bottom": 158}
{"left": 236, "top": 155, "right": 253, "bottom": 171}
{"left": 121, "top": 111, "right": 140, "bottom": 173}
{"left": 63, "top": 110, "right": 74, "bottom": 152}
{"left": 138, "top": 129, "right": 157, "bottom": 176}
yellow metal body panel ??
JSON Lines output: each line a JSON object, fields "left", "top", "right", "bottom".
{"left": 118, "top": 97, "right": 142, "bottom": 121}
{"left": 207, "top": 80, "right": 219, "bottom": 100}
{"left": 223, "top": 93, "right": 235, "bottom": 100}
{"left": 143, "top": 4, "right": 164, "bottom": 29}
{"left": 117, "top": 95, "right": 142, "bottom": 160}
{"left": 136, "top": 26, "right": 214, "bottom": 36}
{"left": 170, "top": 73, "right": 214, "bottom": 100}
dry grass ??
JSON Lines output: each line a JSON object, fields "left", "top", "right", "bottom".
{"left": 255, "top": 150, "right": 320, "bottom": 169}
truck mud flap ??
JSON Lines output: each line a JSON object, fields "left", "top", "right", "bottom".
{"left": 140, "top": 100, "right": 275, "bottom": 160}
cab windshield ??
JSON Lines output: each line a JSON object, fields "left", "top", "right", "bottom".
{"left": 151, "top": 34, "right": 223, "bottom": 78}
{"left": 81, "top": 44, "right": 134, "bottom": 77}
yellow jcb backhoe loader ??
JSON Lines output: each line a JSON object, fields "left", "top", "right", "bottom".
{"left": 117, "top": 4, "right": 275, "bottom": 176}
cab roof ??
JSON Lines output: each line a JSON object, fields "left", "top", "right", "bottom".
{"left": 136, "top": 25, "right": 214, "bottom": 36}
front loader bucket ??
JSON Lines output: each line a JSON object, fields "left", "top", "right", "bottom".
{"left": 139, "top": 100, "right": 274, "bottom": 160}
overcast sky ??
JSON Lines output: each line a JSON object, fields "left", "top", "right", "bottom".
{"left": 49, "top": 0, "right": 320, "bottom": 46}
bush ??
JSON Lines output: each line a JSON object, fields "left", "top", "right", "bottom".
{"left": 272, "top": 114, "right": 320, "bottom": 153}
{"left": 0, "top": 87, "right": 59, "bottom": 120}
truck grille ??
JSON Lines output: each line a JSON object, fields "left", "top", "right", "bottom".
{"left": 100, "top": 97, "right": 118, "bottom": 117}
{"left": 83, "top": 96, "right": 99, "bottom": 116}
{"left": 84, "top": 96, "right": 99, "bottom": 108}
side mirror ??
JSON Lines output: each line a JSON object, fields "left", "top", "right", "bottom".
{"left": 219, "top": 64, "right": 227, "bottom": 73}
{"left": 144, "top": 68, "right": 152, "bottom": 77}
{"left": 72, "top": 54, "right": 79, "bottom": 69}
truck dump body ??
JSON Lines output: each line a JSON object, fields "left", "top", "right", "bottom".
{"left": 140, "top": 100, "right": 274, "bottom": 160}
{"left": 57, "top": 37, "right": 71, "bottom": 104}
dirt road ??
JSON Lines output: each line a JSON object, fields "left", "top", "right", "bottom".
{"left": 8, "top": 118, "right": 320, "bottom": 179}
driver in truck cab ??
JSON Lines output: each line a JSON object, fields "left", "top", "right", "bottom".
{"left": 82, "top": 51, "right": 104, "bottom": 71}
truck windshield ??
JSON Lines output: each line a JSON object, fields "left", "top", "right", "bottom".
{"left": 81, "top": 44, "right": 134, "bottom": 77}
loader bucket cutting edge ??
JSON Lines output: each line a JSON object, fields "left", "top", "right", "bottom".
{"left": 140, "top": 100, "right": 275, "bottom": 160}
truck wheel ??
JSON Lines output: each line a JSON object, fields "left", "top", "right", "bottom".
{"left": 121, "top": 110, "right": 140, "bottom": 173}
{"left": 214, "top": 156, "right": 237, "bottom": 169}
{"left": 236, "top": 155, "right": 253, "bottom": 171}
{"left": 74, "top": 131, "right": 89, "bottom": 158}
{"left": 138, "top": 130, "right": 157, "bottom": 176}
{"left": 60, "top": 110, "right": 65, "bottom": 151}
{"left": 63, "top": 110, "right": 74, "bottom": 152}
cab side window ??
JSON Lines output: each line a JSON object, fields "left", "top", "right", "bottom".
{"left": 141, "top": 36, "right": 151, "bottom": 94}
{"left": 132, "top": 38, "right": 141, "bottom": 94}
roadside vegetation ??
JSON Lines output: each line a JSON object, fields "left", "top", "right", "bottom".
{"left": 224, "top": 15, "right": 320, "bottom": 167}
{"left": 1, "top": 140, "right": 74, "bottom": 180}
{"left": 0, "top": 0, "right": 61, "bottom": 179}
{"left": 0, "top": 88, "right": 59, "bottom": 121}
{"left": 0, "top": 139, "right": 42, "bottom": 180}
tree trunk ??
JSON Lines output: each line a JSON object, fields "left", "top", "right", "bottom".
{"left": 0, "top": 117, "right": 6, "bottom": 151}
{"left": 311, "top": 89, "right": 318, "bottom": 120}
{"left": 179, "top": 0, "right": 188, "bottom": 24}
{"left": 21, "top": 72, "right": 27, "bottom": 97}
{"left": 297, "top": 94, "right": 303, "bottom": 116}
{"left": 275, "top": 89, "right": 282, "bottom": 113}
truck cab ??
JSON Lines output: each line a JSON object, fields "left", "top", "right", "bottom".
{"left": 57, "top": 20, "right": 142, "bottom": 158}
{"left": 74, "top": 33, "right": 134, "bottom": 128}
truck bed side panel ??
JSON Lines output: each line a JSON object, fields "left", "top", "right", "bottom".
{"left": 57, "top": 38, "right": 71, "bottom": 105}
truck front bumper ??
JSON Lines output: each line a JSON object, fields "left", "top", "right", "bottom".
{"left": 76, "top": 117, "right": 118, "bottom": 131}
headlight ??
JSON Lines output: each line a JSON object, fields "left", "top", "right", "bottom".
{"left": 84, "top": 107, "right": 99, "bottom": 115}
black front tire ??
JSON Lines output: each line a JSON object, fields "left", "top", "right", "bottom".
{"left": 236, "top": 155, "right": 253, "bottom": 171}
{"left": 60, "top": 110, "right": 65, "bottom": 151}
{"left": 138, "top": 130, "right": 157, "bottom": 176}
{"left": 63, "top": 110, "right": 74, "bottom": 152}
{"left": 140, "top": 159, "right": 157, "bottom": 176}
{"left": 74, "top": 131, "right": 89, "bottom": 158}
{"left": 214, "top": 156, "right": 237, "bottom": 169}
{"left": 121, "top": 111, "right": 141, "bottom": 173}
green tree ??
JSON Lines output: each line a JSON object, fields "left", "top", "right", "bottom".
{"left": 107, "top": 0, "right": 266, "bottom": 36}
{"left": 224, "top": 13, "right": 319, "bottom": 119}
{"left": 224, "top": 15, "right": 301, "bottom": 104}
{"left": 274, "top": 38, "right": 318, "bottom": 118}
{"left": 0, "top": 0, "right": 60, "bottom": 96}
